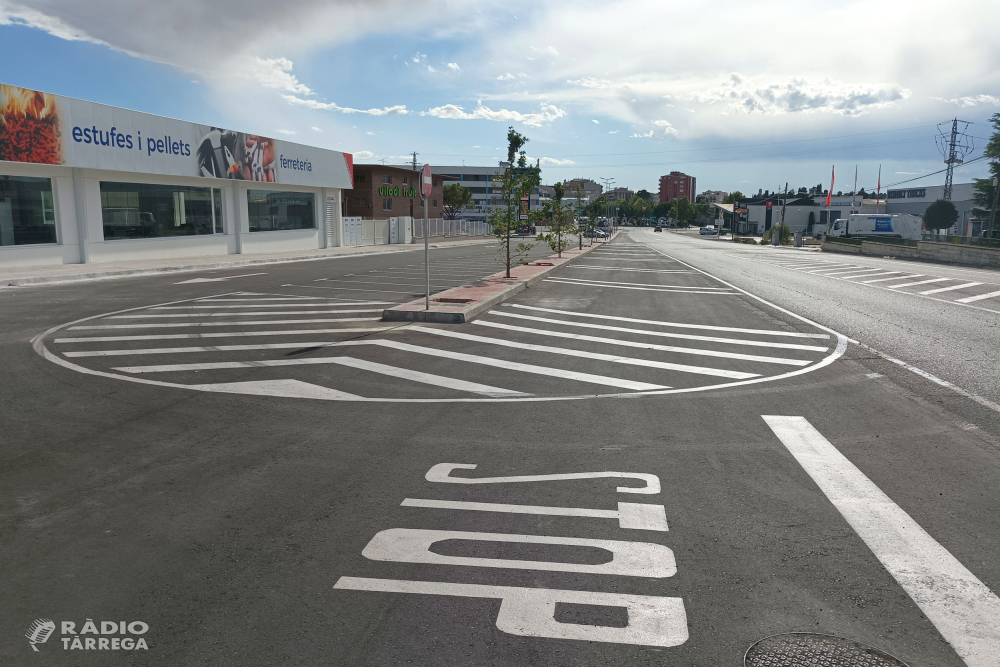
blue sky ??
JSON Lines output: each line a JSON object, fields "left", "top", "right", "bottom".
{"left": 1, "top": 0, "right": 998, "bottom": 196}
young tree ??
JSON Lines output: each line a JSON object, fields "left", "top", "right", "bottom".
{"left": 762, "top": 223, "right": 792, "bottom": 245}
{"left": 652, "top": 201, "right": 673, "bottom": 219}
{"left": 489, "top": 127, "right": 541, "bottom": 277}
{"left": 972, "top": 113, "right": 1000, "bottom": 238}
{"left": 580, "top": 195, "right": 607, "bottom": 245}
{"left": 674, "top": 196, "right": 694, "bottom": 227}
{"left": 537, "top": 182, "right": 576, "bottom": 257}
{"left": 635, "top": 189, "right": 654, "bottom": 201}
{"left": 722, "top": 191, "right": 744, "bottom": 204}
{"left": 924, "top": 199, "right": 958, "bottom": 232}
{"left": 442, "top": 183, "right": 474, "bottom": 220}
{"left": 807, "top": 211, "right": 816, "bottom": 235}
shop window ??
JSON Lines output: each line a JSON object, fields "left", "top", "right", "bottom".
{"left": 383, "top": 198, "right": 392, "bottom": 210}
{"left": 100, "top": 182, "right": 221, "bottom": 240}
{"left": 0, "top": 174, "right": 57, "bottom": 246}
{"left": 247, "top": 190, "right": 315, "bottom": 232}
{"left": 401, "top": 176, "right": 409, "bottom": 185}
{"left": 383, "top": 175, "right": 392, "bottom": 184}
{"left": 432, "top": 199, "right": 438, "bottom": 207}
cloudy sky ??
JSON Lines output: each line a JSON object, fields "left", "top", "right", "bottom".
{"left": 1, "top": 0, "right": 998, "bottom": 194}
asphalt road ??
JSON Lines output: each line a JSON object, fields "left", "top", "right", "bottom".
{"left": 2, "top": 233, "right": 998, "bottom": 666}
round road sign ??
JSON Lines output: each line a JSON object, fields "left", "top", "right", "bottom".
{"left": 422, "top": 164, "right": 432, "bottom": 197}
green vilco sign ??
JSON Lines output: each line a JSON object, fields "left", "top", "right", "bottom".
{"left": 379, "top": 186, "right": 418, "bottom": 197}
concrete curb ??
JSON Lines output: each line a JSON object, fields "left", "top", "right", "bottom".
{"left": 382, "top": 233, "right": 620, "bottom": 324}
{"left": 2, "top": 238, "right": 495, "bottom": 287}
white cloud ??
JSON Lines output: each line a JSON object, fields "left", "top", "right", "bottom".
{"left": 630, "top": 130, "right": 654, "bottom": 138}
{"left": 427, "top": 65, "right": 437, "bottom": 73}
{"left": 282, "top": 94, "right": 408, "bottom": 115}
{"left": 932, "top": 94, "right": 1000, "bottom": 107}
{"left": 353, "top": 150, "right": 374, "bottom": 160}
{"left": 608, "top": 130, "right": 619, "bottom": 134}
{"left": 447, "top": 62, "right": 461, "bottom": 71}
{"left": 0, "top": 4, "right": 104, "bottom": 44}
{"left": 276, "top": 129, "right": 296, "bottom": 135}
{"left": 240, "top": 56, "right": 313, "bottom": 95}
{"left": 652, "top": 119, "right": 678, "bottom": 136}
{"left": 688, "top": 74, "right": 911, "bottom": 116}
{"left": 497, "top": 72, "right": 515, "bottom": 81}
{"left": 366, "top": 130, "right": 376, "bottom": 135}
{"left": 422, "top": 101, "right": 567, "bottom": 127}
{"left": 538, "top": 156, "right": 576, "bottom": 166}
{"left": 592, "top": 119, "right": 599, "bottom": 124}
{"left": 531, "top": 45, "right": 559, "bottom": 57}
{"left": 311, "top": 126, "right": 322, "bottom": 132}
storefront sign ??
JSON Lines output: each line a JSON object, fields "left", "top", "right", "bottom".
{"left": 0, "top": 83, "right": 352, "bottom": 189}
{"left": 379, "top": 186, "right": 418, "bottom": 197}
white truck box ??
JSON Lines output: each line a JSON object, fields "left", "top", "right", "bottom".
{"left": 827, "top": 214, "right": 922, "bottom": 240}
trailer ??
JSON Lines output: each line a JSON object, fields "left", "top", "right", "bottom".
{"left": 827, "top": 214, "right": 922, "bottom": 240}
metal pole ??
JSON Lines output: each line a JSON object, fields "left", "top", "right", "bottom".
{"left": 424, "top": 194, "right": 430, "bottom": 310}
{"left": 987, "top": 176, "right": 999, "bottom": 239}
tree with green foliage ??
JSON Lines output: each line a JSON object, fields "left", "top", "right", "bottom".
{"left": 580, "top": 195, "right": 607, "bottom": 245}
{"left": 442, "top": 183, "right": 474, "bottom": 220}
{"left": 722, "top": 191, "right": 744, "bottom": 204}
{"left": 652, "top": 201, "right": 673, "bottom": 219}
{"left": 489, "top": 127, "right": 541, "bottom": 277}
{"left": 635, "top": 189, "right": 654, "bottom": 201}
{"left": 621, "top": 194, "right": 652, "bottom": 225}
{"left": 674, "top": 196, "right": 694, "bottom": 226}
{"left": 537, "top": 181, "right": 576, "bottom": 257}
{"left": 972, "top": 113, "right": 1000, "bottom": 238}
{"left": 924, "top": 199, "right": 958, "bottom": 232}
{"left": 807, "top": 211, "right": 816, "bottom": 236}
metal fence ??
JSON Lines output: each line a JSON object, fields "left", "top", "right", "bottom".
{"left": 413, "top": 218, "right": 492, "bottom": 239}
{"left": 921, "top": 234, "right": 1000, "bottom": 249}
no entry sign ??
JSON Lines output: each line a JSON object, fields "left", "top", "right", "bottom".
{"left": 422, "top": 164, "right": 432, "bottom": 197}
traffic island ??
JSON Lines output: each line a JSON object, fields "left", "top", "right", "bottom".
{"left": 381, "top": 234, "right": 617, "bottom": 323}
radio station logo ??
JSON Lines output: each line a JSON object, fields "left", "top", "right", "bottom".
{"left": 24, "top": 618, "right": 149, "bottom": 652}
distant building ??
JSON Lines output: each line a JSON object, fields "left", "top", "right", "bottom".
{"left": 428, "top": 165, "right": 542, "bottom": 222}
{"left": 561, "top": 178, "right": 603, "bottom": 203}
{"left": 606, "top": 187, "right": 634, "bottom": 201}
{"left": 886, "top": 182, "right": 982, "bottom": 236}
{"left": 346, "top": 165, "right": 450, "bottom": 219}
{"left": 658, "top": 172, "right": 696, "bottom": 203}
{"left": 699, "top": 190, "right": 728, "bottom": 204}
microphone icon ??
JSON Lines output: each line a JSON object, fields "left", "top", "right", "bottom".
{"left": 25, "top": 619, "right": 55, "bottom": 651}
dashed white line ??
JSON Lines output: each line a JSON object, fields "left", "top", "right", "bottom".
{"left": 858, "top": 274, "right": 924, "bottom": 284}
{"left": 887, "top": 277, "right": 952, "bottom": 289}
{"left": 919, "top": 281, "right": 983, "bottom": 295}
{"left": 956, "top": 289, "right": 1000, "bottom": 304}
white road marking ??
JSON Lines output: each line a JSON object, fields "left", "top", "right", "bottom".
{"left": 859, "top": 274, "right": 924, "bottom": 284}
{"left": 108, "top": 309, "right": 383, "bottom": 318}
{"left": 154, "top": 302, "right": 390, "bottom": 309}
{"left": 187, "top": 378, "right": 362, "bottom": 400}
{"left": 401, "top": 498, "right": 668, "bottom": 531}
{"left": 490, "top": 311, "right": 829, "bottom": 351}
{"left": 174, "top": 272, "right": 266, "bottom": 284}
{"left": 362, "top": 528, "right": 676, "bottom": 577}
{"left": 919, "top": 281, "right": 983, "bottom": 295}
{"left": 545, "top": 278, "right": 736, "bottom": 294}
{"left": 195, "top": 297, "right": 329, "bottom": 302}
{"left": 544, "top": 276, "right": 731, "bottom": 290}
{"left": 836, "top": 271, "right": 903, "bottom": 280}
{"left": 68, "top": 317, "right": 385, "bottom": 330}
{"left": 55, "top": 327, "right": 391, "bottom": 342}
{"left": 763, "top": 415, "right": 1000, "bottom": 667}
{"left": 425, "top": 462, "right": 661, "bottom": 494}
{"left": 333, "top": 577, "right": 689, "bottom": 647}
{"left": 887, "top": 277, "right": 952, "bottom": 289}
{"left": 325, "top": 356, "right": 528, "bottom": 397}
{"left": 113, "top": 341, "right": 669, "bottom": 391}
{"left": 817, "top": 268, "right": 892, "bottom": 277}
{"left": 805, "top": 266, "right": 864, "bottom": 274}
{"left": 474, "top": 319, "right": 811, "bottom": 366}
{"left": 566, "top": 265, "right": 694, "bottom": 274}
{"left": 411, "top": 326, "right": 759, "bottom": 379}
{"left": 956, "top": 289, "right": 1000, "bottom": 304}
{"left": 503, "top": 304, "right": 829, "bottom": 339}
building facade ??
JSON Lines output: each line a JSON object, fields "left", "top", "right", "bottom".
{"left": 886, "top": 182, "right": 981, "bottom": 236}
{"left": 561, "top": 178, "right": 603, "bottom": 202}
{"left": 658, "top": 172, "right": 696, "bottom": 203}
{"left": 0, "top": 83, "right": 353, "bottom": 267}
{"left": 698, "top": 190, "right": 728, "bottom": 204}
{"left": 345, "top": 165, "right": 447, "bottom": 219}
{"left": 605, "top": 187, "right": 634, "bottom": 201}
{"left": 431, "top": 165, "right": 542, "bottom": 223}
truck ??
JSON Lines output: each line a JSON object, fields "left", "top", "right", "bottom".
{"left": 826, "top": 213, "right": 922, "bottom": 240}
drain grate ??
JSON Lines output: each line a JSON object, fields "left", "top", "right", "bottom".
{"left": 745, "top": 633, "right": 909, "bottom": 667}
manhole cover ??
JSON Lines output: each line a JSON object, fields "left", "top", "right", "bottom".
{"left": 745, "top": 633, "right": 909, "bottom": 667}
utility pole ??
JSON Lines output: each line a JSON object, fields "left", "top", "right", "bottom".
{"left": 774, "top": 182, "right": 787, "bottom": 246}
{"left": 936, "top": 118, "right": 974, "bottom": 207}
{"left": 988, "top": 176, "right": 999, "bottom": 239}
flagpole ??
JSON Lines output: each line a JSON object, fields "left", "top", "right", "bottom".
{"left": 852, "top": 165, "right": 858, "bottom": 213}
{"left": 876, "top": 165, "right": 882, "bottom": 214}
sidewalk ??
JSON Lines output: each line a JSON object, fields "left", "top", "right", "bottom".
{"left": 1, "top": 236, "right": 496, "bottom": 287}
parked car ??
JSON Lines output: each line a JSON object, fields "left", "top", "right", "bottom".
{"left": 699, "top": 226, "right": 716, "bottom": 235}
{"left": 653, "top": 226, "right": 663, "bottom": 232}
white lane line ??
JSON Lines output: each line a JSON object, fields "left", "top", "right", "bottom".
{"left": 763, "top": 415, "right": 1000, "bottom": 666}
{"left": 474, "top": 320, "right": 812, "bottom": 365}
{"left": 411, "top": 326, "right": 759, "bottom": 379}
{"left": 401, "top": 498, "right": 669, "bottom": 531}
{"left": 919, "top": 281, "right": 983, "bottom": 295}
{"left": 859, "top": 274, "right": 923, "bottom": 284}
{"left": 546, "top": 276, "right": 731, "bottom": 290}
{"left": 545, "top": 279, "right": 737, "bottom": 295}
{"left": 325, "top": 357, "right": 529, "bottom": 397}
{"left": 565, "top": 266, "right": 694, "bottom": 274}
{"left": 887, "top": 277, "right": 952, "bottom": 289}
{"left": 108, "top": 309, "right": 383, "bottom": 319}
{"left": 805, "top": 266, "right": 864, "bottom": 274}
{"left": 956, "top": 289, "right": 1000, "bottom": 304}
{"left": 67, "top": 341, "right": 359, "bottom": 357}
{"left": 836, "top": 271, "right": 903, "bottom": 280}
{"left": 113, "top": 341, "right": 670, "bottom": 391}
{"left": 812, "top": 268, "right": 888, "bottom": 277}
{"left": 501, "top": 304, "right": 830, "bottom": 340}
{"left": 55, "top": 327, "right": 395, "bottom": 343}
{"left": 68, "top": 317, "right": 384, "bottom": 330}
{"left": 195, "top": 297, "right": 329, "bottom": 302}
{"left": 154, "top": 303, "right": 390, "bottom": 310}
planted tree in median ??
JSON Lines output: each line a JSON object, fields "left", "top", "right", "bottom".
{"left": 443, "top": 183, "right": 474, "bottom": 220}
{"left": 972, "top": 112, "right": 999, "bottom": 239}
{"left": 923, "top": 199, "right": 958, "bottom": 232}
{"left": 489, "top": 127, "right": 541, "bottom": 277}
{"left": 538, "top": 181, "right": 576, "bottom": 257}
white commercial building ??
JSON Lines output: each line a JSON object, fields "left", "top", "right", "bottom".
{"left": 886, "top": 183, "right": 982, "bottom": 236}
{"left": 430, "top": 165, "right": 542, "bottom": 223}
{"left": 0, "top": 83, "right": 354, "bottom": 268}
